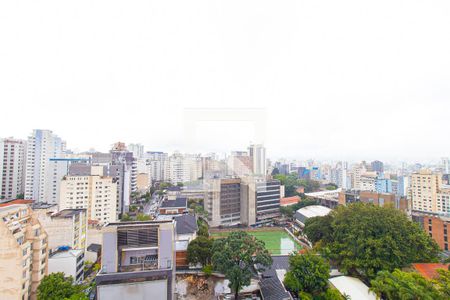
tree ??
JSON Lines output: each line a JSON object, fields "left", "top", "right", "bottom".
{"left": 274, "top": 174, "right": 299, "bottom": 197}
{"left": 370, "top": 269, "right": 442, "bottom": 300}
{"left": 121, "top": 213, "right": 133, "bottom": 221}
{"left": 136, "top": 213, "right": 151, "bottom": 221}
{"left": 283, "top": 253, "right": 330, "bottom": 296}
{"left": 37, "top": 273, "right": 87, "bottom": 300}
{"left": 197, "top": 218, "right": 209, "bottom": 237}
{"left": 434, "top": 269, "right": 450, "bottom": 298}
{"left": 307, "top": 203, "right": 440, "bottom": 280}
{"left": 303, "top": 215, "right": 333, "bottom": 245}
{"left": 187, "top": 236, "right": 213, "bottom": 266}
{"left": 212, "top": 231, "right": 272, "bottom": 299}
{"left": 271, "top": 168, "right": 280, "bottom": 175}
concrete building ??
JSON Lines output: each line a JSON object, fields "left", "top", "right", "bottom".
{"left": 227, "top": 151, "right": 253, "bottom": 177}
{"left": 59, "top": 174, "right": 118, "bottom": 224}
{"left": 96, "top": 220, "right": 176, "bottom": 300}
{"left": 110, "top": 146, "right": 137, "bottom": 215}
{"left": 241, "top": 178, "right": 281, "bottom": 226}
{"left": 34, "top": 205, "right": 87, "bottom": 252}
{"left": 0, "top": 138, "right": 26, "bottom": 200}
{"left": 25, "top": 129, "right": 66, "bottom": 203}
{"left": 412, "top": 213, "right": 450, "bottom": 251}
{"left": 248, "top": 144, "right": 266, "bottom": 175}
{"left": 48, "top": 248, "right": 85, "bottom": 283}
{"left": 410, "top": 170, "right": 444, "bottom": 213}
{"left": 128, "top": 143, "right": 144, "bottom": 159}
{"left": 0, "top": 204, "right": 48, "bottom": 300}
{"left": 145, "top": 151, "right": 168, "bottom": 182}
{"left": 136, "top": 173, "right": 151, "bottom": 192}
{"left": 204, "top": 178, "right": 242, "bottom": 227}
{"left": 370, "top": 160, "right": 384, "bottom": 174}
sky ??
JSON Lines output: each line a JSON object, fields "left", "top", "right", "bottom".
{"left": 1, "top": 1, "right": 449, "bottom": 162}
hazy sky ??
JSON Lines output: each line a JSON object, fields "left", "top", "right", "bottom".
{"left": 1, "top": 1, "right": 449, "bottom": 162}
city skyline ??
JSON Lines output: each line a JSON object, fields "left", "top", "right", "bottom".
{"left": 1, "top": 1, "right": 450, "bottom": 161}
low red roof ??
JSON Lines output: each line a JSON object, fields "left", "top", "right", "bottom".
{"left": 280, "top": 196, "right": 300, "bottom": 207}
{"left": 0, "top": 199, "right": 34, "bottom": 207}
{"left": 413, "top": 263, "right": 449, "bottom": 279}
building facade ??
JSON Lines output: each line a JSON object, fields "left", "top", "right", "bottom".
{"left": 59, "top": 175, "right": 118, "bottom": 224}
{"left": 0, "top": 204, "right": 48, "bottom": 300}
{"left": 0, "top": 138, "right": 26, "bottom": 200}
{"left": 24, "top": 129, "right": 66, "bottom": 203}
{"left": 205, "top": 178, "right": 242, "bottom": 227}
{"left": 96, "top": 221, "right": 176, "bottom": 300}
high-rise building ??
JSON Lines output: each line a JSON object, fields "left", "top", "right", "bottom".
{"left": 0, "top": 138, "right": 26, "bottom": 200}
{"left": 371, "top": 160, "right": 384, "bottom": 174}
{"left": 96, "top": 220, "right": 176, "bottom": 300}
{"left": 0, "top": 203, "right": 48, "bottom": 299}
{"left": 409, "top": 170, "right": 450, "bottom": 214}
{"left": 204, "top": 178, "right": 242, "bottom": 227}
{"left": 110, "top": 145, "right": 137, "bottom": 214}
{"left": 59, "top": 172, "right": 118, "bottom": 224}
{"left": 227, "top": 151, "right": 253, "bottom": 177}
{"left": 146, "top": 151, "right": 168, "bottom": 182}
{"left": 128, "top": 143, "right": 144, "bottom": 159}
{"left": 241, "top": 178, "right": 281, "bottom": 226}
{"left": 442, "top": 157, "right": 450, "bottom": 174}
{"left": 248, "top": 144, "right": 266, "bottom": 176}
{"left": 25, "top": 129, "right": 66, "bottom": 203}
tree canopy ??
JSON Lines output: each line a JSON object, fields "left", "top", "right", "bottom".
{"left": 370, "top": 269, "right": 445, "bottom": 300}
{"left": 284, "top": 253, "right": 330, "bottom": 295}
{"left": 304, "top": 203, "right": 440, "bottom": 280}
{"left": 212, "top": 231, "right": 272, "bottom": 299}
{"left": 37, "top": 273, "right": 87, "bottom": 300}
{"left": 187, "top": 236, "right": 213, "bottom": 266}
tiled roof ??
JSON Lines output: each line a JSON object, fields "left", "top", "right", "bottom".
{"left": 413, "top": 263, "right": 450, "bottom": 279}
{"left": 259, "top": 256, "right": 292, "bottom": 300}
{"left": 280, "top": 196, "right": 300, "bottom": 207}
{"left": 0, "top": 199, "right": 33, "bottom": 207}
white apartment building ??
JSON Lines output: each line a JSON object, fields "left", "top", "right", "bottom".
{"left": 25, "top": 130, "right": 66, "bottom": 203}
{"left": 48, "top": 248, "right": 85, "bottom": 284}
{"left": 0, "top": 203, "right": 48, "bottom": 300}
{"left": 410, "top": 170, "right": 442, "bottom": 213}
{"left": 128, "top": 143, "right": 144, "bottom": 159}
{"left": 59, "top": 175, "right": 118, "bottom": 224}
{"left": 146, "top": 151, "right": 168, "bottom": 182}
{"left": 0, "top": 138, "right": 26, "bottom": 200}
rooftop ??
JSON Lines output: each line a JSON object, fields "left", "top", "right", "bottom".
{"left": 328, "top": 276, "right": 376, "bottom": 300}
{"left": 161, "top": 197, "right": 187, "bottom": 208}
{"left": 280, "top": 196, "right": 300, "bottom": 207}
{"left": 413, "top": 263, "right": 450, "bottom": 279}
{"left": 50, "top": 248, "right": 84, "bottom": 259}
{"left": 259, "top": 256, "right": 291, "bottom": 300}
{"left": 0, "top": 199, "right": 34, "bottom": 207}
{"left": 174, "top": 214, "right": 198, "bottom": 235}
{"left": 295, "top": 205, "right": 331, "bottom": 219}
{"left": 52, "top": 209, "right": 86, "bottom": 218}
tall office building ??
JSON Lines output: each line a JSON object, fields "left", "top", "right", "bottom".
{"left": 204, "top": 178, "right": 242, "bottom": 227}
{"left": 241, "top": 177, "right": 281, "bottom": 226}
{"left": 25, "top": 130, "right": 66, "bottom": 203}
{"left": 248, "top": 144, "right": 266, "bottom": 176}
{"left": 0, "top": 203, "right": 48, "bottom": 299}
{"left": 0, "top": 138, "right": 26, "bottom": 200}
{"left": 59, "top": 172, "right": 118, "bottom": 224}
